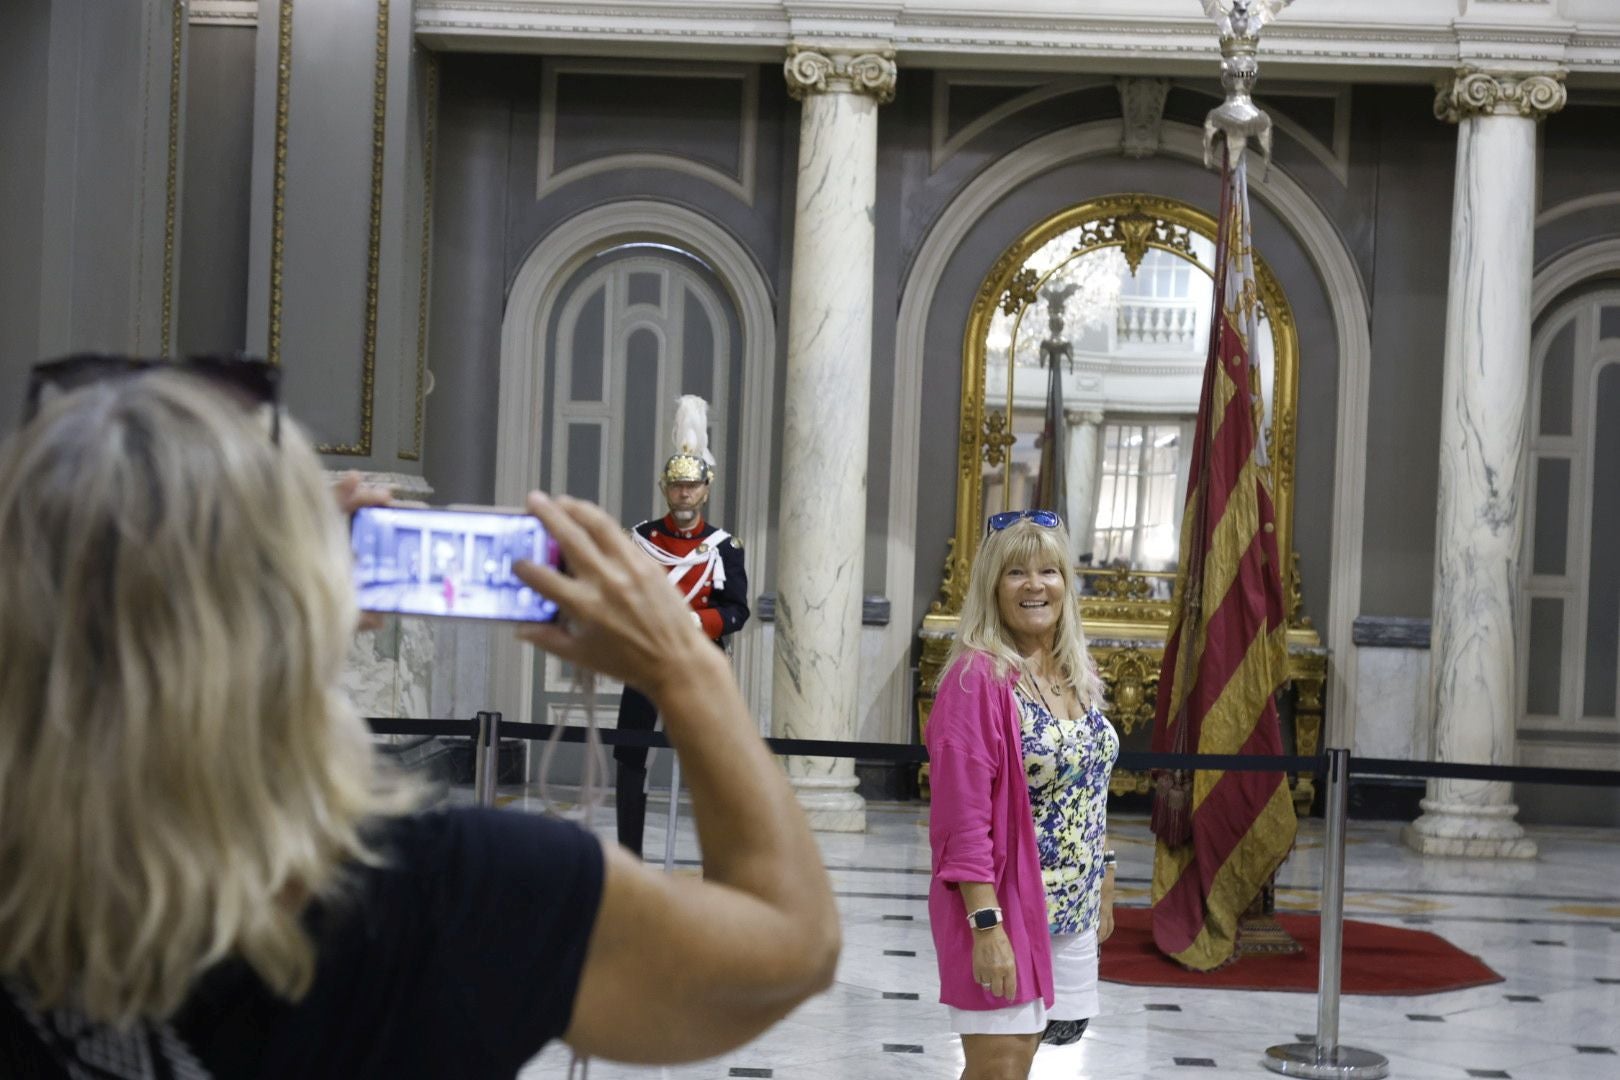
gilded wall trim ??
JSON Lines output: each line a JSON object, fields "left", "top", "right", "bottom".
{"left": 399, "top": 49, "right": 437, "bottom": 463}
{"left": 319, "top": 0, "right": 389, "bottom": 457}
{"left": 267, "top": 0, "right": 293, "bottom": 368}
{"left": 162, "top": 0, "right": 184, "bottom": 354}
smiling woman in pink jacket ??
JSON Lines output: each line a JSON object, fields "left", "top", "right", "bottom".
{"left": 926, "top": 511, "right": 1119, "bottom": 1080}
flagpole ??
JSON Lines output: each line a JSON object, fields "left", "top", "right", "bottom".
{"left": 1194, "top": 2, "right": 1390, "bottom": 1077}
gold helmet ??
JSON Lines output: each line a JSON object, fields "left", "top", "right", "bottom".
{"left": 662, "top": 395, "right": 715, "bottom": 486}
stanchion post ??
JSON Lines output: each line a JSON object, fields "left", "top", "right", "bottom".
{"left": 662, "top": 753, "right": 682, "bottom": 873}
{"left": 1263, "top": 748, "right": 1389, "bottom": 1079}
{"left": 471, "top": 711, "right": 490, "bottom": 806}
{"left": 480, "top": 711, "right": 502, "bottom": 808}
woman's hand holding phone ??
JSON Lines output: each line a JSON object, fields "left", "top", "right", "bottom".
{"left": 512, "top": 492, "right": 711, "bottom": 699}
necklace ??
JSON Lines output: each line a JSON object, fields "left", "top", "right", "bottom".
{"left": 1024, "top": 666, "right": 1064, "bottom": 719}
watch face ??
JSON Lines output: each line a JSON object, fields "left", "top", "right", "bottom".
{"left": 972, "top": 909, "right": 999, "bottom": 930}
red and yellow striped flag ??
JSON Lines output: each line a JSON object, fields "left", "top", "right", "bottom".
{"left": 1148, "top": 153, "right": 1295, "bottom": 971}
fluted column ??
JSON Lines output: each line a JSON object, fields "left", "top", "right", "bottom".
{"left": 1064, "top": 408, "right": 1105, "bottom": 564}
{"left": 773, "top": 45, "right": 895, "bottom": 832}
{"left": 1403, "top": 69, "right": 1565, "bottom": 858}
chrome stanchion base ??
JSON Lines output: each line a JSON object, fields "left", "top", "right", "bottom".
{"left": 1262, "top": 1043, "right": 1389, "bottom": 1079}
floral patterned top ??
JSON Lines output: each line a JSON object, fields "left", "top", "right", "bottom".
{"left": 1016, "top": 688, "right": 1119, "bottom": 935}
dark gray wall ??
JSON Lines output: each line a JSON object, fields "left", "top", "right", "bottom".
{"left": 427, "top": 55, "right": 799, "bottom": 590}
{"left": 1357, "top": 87, "right": 1456, "bottom": 617}
{"left": 0, "top": 0, "right": 52, "bottom": 435}
{"left": 177, "top": 25, "right": 256, "bottom": 357}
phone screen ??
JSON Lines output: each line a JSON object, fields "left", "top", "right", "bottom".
{"left": 350, "top": 505, "right": 561, "bottom": 623}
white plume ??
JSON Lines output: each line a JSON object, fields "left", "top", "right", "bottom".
{"left": 671, "top": 395, "right": 715, "bottom": 467}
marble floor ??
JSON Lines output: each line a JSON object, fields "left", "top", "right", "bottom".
{"left": 506, "top": 789, "right": 1620, "bottom": 1080}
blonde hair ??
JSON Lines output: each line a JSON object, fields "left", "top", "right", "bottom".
{"left": 0, "top": 371, "right": 421, "bottom": 1025}
{"left": 941, "top": 517, "right": 1103, "bottom": 708}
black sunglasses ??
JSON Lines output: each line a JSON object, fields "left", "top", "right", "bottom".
{"left": 25, "top": 353, "right": 282, "bottom": 442}
{"left": 986, "top": 509, "right": 1063, "bottom": 534}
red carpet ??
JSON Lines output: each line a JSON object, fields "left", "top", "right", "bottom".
{"left": 1100, "top": 907, "right": 1503, "bottom": 995}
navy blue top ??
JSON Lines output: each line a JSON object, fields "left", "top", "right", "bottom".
{"left": 0, "top": 807, "right": 606, "bottom": 1079}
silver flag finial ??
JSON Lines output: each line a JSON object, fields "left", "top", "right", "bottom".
{"left": 1200, "top": 0, "right": 1293, "bottom": 172}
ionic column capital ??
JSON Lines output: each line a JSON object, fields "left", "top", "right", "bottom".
{"left": 1064, "top": 408, "right": 1106, "bottom": 427}
{"left": 784, "top": 44, "right": 897, "bottom": 104}
{"left": 1434, "top": 67, "right": 1566, "bottom": 123}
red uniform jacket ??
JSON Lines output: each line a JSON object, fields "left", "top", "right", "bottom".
{"left": 630, "top": 515, "right": 750, "bottom": 642}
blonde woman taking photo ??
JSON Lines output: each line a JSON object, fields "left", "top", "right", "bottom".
{"left": 926, "top": 510, "right": 1119, "bottom": 1080}
{"left": 0, "top": 358, "right": 838, "bottom": 1078}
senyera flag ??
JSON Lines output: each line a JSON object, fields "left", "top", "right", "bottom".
{"left": 1147, "top": 151, "right": 1295, "bottom": 972}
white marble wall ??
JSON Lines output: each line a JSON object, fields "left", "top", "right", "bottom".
{"left": 1405, "top": 70, "right": 1565, "bottom": 858}
{"left": 772, "top": 46, "right": 895, "bottom": 832}
{"left": 1354, "top": 647, "right": 1431, "bottom": 762}
{"left": 343, "top": 616, "right": 435, "bottom": 722}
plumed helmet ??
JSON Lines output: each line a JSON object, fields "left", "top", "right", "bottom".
{"left": 662, "top": 395, "right": 715, "bottom": 485}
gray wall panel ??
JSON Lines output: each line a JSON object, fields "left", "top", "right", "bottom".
{"left": 0, "top": 1, "right": 52, "bottom": 438}
{"left": 1358, "top": 87, "right": 1455, "bottom": 617}
{"left": 177, "top": 26, "right": 256, "bottom": 357}
{"left": 423, "top": 54, "right": 514, "bottom": 505}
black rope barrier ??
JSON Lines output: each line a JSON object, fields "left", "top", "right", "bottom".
{"left": 366, "top": 718, "right": 1620, "bottom": 788}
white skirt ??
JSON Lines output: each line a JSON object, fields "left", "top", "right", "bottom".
{"left": 948, "top": 928, "right": 1099, "bottom": 1035}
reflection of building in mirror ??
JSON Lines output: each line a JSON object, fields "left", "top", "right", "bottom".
{"left": 982, "top": 231, "right": 1276, "bottom": 574}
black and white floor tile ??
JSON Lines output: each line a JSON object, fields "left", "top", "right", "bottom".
{"left": 513, "top": 796, "right": 1620, "bottom": 1079}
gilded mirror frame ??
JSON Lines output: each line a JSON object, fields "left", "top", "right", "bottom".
{"left": 935, "top": 193, "right": 1300, "bottom": 633}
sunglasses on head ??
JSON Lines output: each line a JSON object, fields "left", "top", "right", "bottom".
{"left": 24, "top": 353, "right": 282, "bottom": 443}
{"left": 986, "top": 509, "right": 1063, "bottom": 534}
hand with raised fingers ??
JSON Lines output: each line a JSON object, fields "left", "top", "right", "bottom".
{"left": 512, "top": 492, "right": 710, "bottom": 699}
{"left": 333, "top": 471, "right": 393, "bottom": 632}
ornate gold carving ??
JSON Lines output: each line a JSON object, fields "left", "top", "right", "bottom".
{"left": 269, "top": 0, "right": 293, "bottom": 368}
{"left": 783, "top": 45, "right": 897, "bottom": 105}
{"left": 1097, "top": 647, "right": 1160, "bottom": 736}
{"left": 931, "top": 540, "right": 961, "bottom": 614}
{"left": 981, "top": 408, "right": 1017, "bottom": 467}
{"left": 1000, "top": 267, "right": 1039, "bottom": 315}
{"left": 1109, "top": 769, "right": 1154, "bottom": 797}
{"left": 1290, "top": 662, "right": 1326, "bottom": 815}
{"left": 1287, "top": 551, "right": 1313, "bottom": 628}
{"left": 1091, "top": 567, "right": 1154, "bottom": 603}
{"left": 947, "top": 192, "right": 1299, "bottom": 624}
{"left": 320, "top": 0, "right": 389, "bottom": 456}
{"left": 400, "top": 48, "right": 437, "bottom": 463}
{"left": 161, "top": 0, "right": 183, "bottom": 354}
{"left": 1434, "top": 68, "right": 1566, "bottom": 123}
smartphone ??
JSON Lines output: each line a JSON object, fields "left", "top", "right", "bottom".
{"left": 350, "top": 505, "right": 561, "bottom": 622}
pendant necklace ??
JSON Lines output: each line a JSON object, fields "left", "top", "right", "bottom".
{"left": 1025, "top": 665, "right": 1063, "bottom": 719}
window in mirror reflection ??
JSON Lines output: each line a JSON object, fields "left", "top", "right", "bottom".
{"left": 1091, "top": 422, "right": 1188, "bottom": 572}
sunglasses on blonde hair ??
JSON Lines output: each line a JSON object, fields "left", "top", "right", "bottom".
{"left": 985, "top": 509, "right": 1062, "bottom": 534}
{"left": 24, "top": 353, "right": 282, "bottom": 443}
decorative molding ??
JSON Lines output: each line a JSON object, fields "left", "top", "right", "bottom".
{"left": 190, "top": 1, "right": 259, "bottom": 26}
{"left": 1435, "top": 67, "right": 1568, "bottom": 121}
{"left": 492, "top": 201, "right": 778, "bottom": 736}
{"left": 320, "top": 0, "right": 390, "bottom": 456}
{"left": 1533, "top": 237, "right": 1620, "bottom": 316}
{"left": 929, "top": 74, "right": 1057, "bottom": 173}
{"left": 267, "top": 0, "right": 293, "bottom": 368}
{"left": 757, "top": 593, "right": 891, "bottom": 626}
{"left": 784, "top": 45, "right": 897, "bottom": 104}
{"left": 890, "top": 120, "right": 1373, "bottom": 755}
{"left": 414, "top": 2, "right": 1620, "bottom": 75}
{"left": 1117, "top": 76, "right": 1170, "bottom": 159}
{"left": 536, "top": 60, "right": 758, "bottom": 207}
{"left": 1352, "top": 615, "right": 1432, "bottom": 649}
{"left": 401, "top": 49, "right": 438, "bottom": 463}
{"left": 1535, "top": 190, "right": 1620, "bottom": 229}
{"left": 162, "top": 1, "right": 184, "bottom": 354}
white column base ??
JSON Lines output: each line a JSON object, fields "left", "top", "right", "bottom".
{"left": 1401, "top": 796, "right": 1537, "bottom": 858}
{"left": 790, "top": 774, "right": 867, "bottom": 832}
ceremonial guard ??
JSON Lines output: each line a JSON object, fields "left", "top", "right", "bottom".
{"left": 615, "top": 395, "right": 749, "bottom": 857}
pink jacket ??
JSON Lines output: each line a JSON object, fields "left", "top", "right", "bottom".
{"left": 925, "top": 652, "right": 1053, "bottom": 1011}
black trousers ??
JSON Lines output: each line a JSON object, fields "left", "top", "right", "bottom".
{"left": 613, "top": 685, "right": 659, "bottom": 857}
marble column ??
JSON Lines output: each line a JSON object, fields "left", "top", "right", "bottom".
{"left": 773, "top": 45, "right": 895, "bottom": 832}
{"left": 1064, "top": 408, "right": 1105, "bottom": 565}
{"left": 1403, "top": 69, "right": 1565, "bottom": 859}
